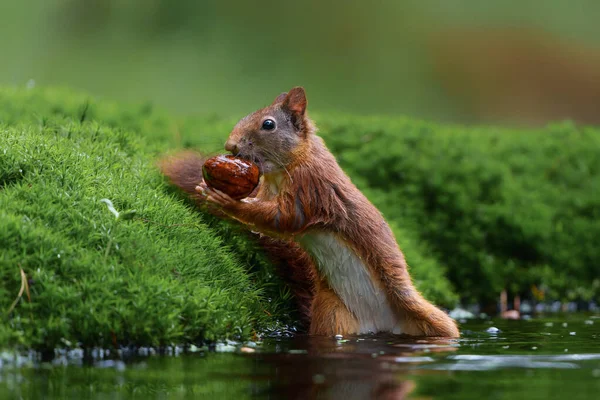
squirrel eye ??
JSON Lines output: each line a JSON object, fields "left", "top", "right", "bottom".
{"left": 262, "top": 119, "right": 276, "bottom": 131}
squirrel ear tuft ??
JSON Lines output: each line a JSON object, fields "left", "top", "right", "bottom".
{"left": 282, "top": 87, "right": 307, "bottom": 117}
{"left": 272, "top": 92, "right": 288, "bottom": 105}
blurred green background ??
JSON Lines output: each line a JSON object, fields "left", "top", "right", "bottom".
{"left": 3, "top": 0, "right": 600, "bottom": 126}
{"left": 1, "top": 0, "right": 600, "bottom": 316}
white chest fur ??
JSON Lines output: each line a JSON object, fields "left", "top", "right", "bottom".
{"left": 298, "top": 232, "right": 402, "bottom": 334}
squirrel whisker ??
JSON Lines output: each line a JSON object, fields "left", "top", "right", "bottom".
{"left": 262, "top": 148, "right": 294, "bottom": 184}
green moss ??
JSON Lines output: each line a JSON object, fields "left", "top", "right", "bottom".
{"left": 0, "top": 87, "right": 295, "bottom": 350}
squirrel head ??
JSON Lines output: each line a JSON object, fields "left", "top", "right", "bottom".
{"left": 225, "top": 87, "right": 313, "bottom": 174}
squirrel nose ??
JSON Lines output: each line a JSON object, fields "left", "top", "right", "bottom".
{"left": 225, "top": 140, "right": 239, "bottom": 155}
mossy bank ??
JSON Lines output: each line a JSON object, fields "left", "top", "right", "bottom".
{"left": 1, "top": 86, "right": 598, "bottom": 350}
{"left": 0, "top": 87, "right": 299, "bottom": 350}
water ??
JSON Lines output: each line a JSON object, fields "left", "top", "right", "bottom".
{"left": 1, "top": 315, "right": 599, "bottom": 399}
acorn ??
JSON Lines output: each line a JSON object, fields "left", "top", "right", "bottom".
{"left": 202, "top": 155, "right": 260, "bottom": 200}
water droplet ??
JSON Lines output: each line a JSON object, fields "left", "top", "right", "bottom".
{"left": 240, "top": 347, "right": 255, "bottom": 353}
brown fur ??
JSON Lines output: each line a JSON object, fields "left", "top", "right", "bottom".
{"left": 309, "top": 277, "right": 360, "bottom": 336}
{"left": 189, "top": 87, "right": 459, "bottom": 337}
{"left": 258, "top": 236, "right": 316, "bottom": 321}
{"left": 158, "top": 150, "right": 315, "bottom": 326}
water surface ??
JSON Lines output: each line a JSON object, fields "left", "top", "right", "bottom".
{"left": 1, "top": 314, "right": 599, "bottom": 399}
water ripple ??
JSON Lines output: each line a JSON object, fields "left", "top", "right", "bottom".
{"left": 421, "top": 353, "right": 600, "bottom": 371}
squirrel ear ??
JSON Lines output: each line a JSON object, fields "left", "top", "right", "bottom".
{"left": 282, "top": 87, "right": 307, "bottom": 117}
{"left": 272, "top": 92, "right": 287, "bottom": 105}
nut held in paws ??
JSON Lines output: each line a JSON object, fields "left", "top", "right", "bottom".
{"left": 202, "top": 155, "right": 260, "bottom": 200}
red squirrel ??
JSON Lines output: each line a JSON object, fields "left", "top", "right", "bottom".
{"left": 161, "top": 87, "right": 459, "bottom": 337}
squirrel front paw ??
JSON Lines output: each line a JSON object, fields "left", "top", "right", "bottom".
{"left": 195, "top": 183, "right": 238, "bottom": 209}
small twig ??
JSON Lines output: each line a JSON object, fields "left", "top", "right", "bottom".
{"left": 23, "top": 268, "right": 31, "bottom": 303}
{"left": 104, "top": 237, "right": 114, "bottom": 260}
{"left": 79, "top": 100, "right": 90, "bottom": 123}
{"left": 7, "top": 267, "right": 30, "bottom": 315}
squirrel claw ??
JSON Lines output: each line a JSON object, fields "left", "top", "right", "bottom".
{"left": 196, "top": 184, "right": 236, "bottom": 208}
{"left": 209, "top": 188, "right": 236, "bottom": 208}
{"left": 195, "top": 183, "right": 209, "bottom": 197}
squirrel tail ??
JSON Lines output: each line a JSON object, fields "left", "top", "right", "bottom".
{"left": 157, "top": 150, "right": 208, "bottom": 196}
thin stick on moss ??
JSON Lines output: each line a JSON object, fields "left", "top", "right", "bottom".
{"left": 6, "top": 267, "right": 30, "bottom": 315}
